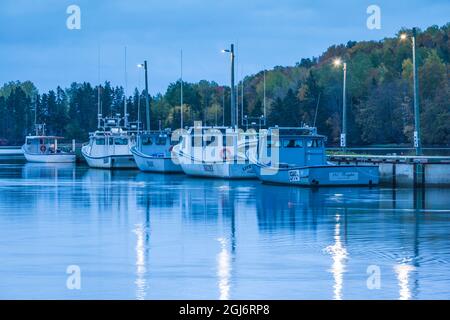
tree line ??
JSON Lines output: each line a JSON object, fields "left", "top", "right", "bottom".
{"left": 0, "top": 23, "right": 448, "bottom": 146}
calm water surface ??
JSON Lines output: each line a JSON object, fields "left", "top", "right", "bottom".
{"left": 0, "top": 163, "right": 449, "bottom": 299}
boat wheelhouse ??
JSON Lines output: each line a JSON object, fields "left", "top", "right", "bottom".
{"left": 131, "top": 129, "right": 183, "bottom": 173}
{"left": 21, "top": 124, "right": 76, "bottom": 163}
{"left": 81, "top": 115, "right": 137, "bottom": 169}
{"left": 173, "top": 124, "right": 257, "bottom": 179}
{"left": 252, "top": 126, "right": 379, "bottom": 186}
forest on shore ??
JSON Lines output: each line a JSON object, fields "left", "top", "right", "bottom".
{"left": 0, "top": 23, "right": 449, "bottom": 146}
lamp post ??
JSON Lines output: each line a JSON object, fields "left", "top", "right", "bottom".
{"left": 138, "top": 61, "right": 150, "bottom": 131}
{"left": 333, "top": 58, "right": 347, "bottom": 151}
{"left": 401, "top": 28, "right": 422, "bottom": 156}
{"left": 222, "top": 44, "right": 236, "bottom": 128}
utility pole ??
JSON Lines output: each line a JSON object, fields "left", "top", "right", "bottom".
{"left": 412, "top": 28, "right": 422, "bottom": 156}
{"left": 144, "top": 60, "right": 150, "bottom": 131}
{"left": 231, "top": 44, "right": 235, "bottom": 128}
{"left": 342, "top": 62, "right": 347, "bottom": 152}
{"left": 222, "top": 44, "right": 235, "bottom": 128}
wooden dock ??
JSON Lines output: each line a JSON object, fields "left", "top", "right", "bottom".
{"left": 328, "top": 154, "right": 450, "bottom": 187}
{"left": 0, "top": 147, "right": 25, "bottom": 162}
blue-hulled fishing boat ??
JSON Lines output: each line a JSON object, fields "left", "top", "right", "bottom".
{"left": 251, "top": 126, "right": 379, "bottom": 186}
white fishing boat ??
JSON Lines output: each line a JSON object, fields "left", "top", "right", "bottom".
{"left": 173, "top": 124, "right": 257, "bottom": 179}
{"left": 131, "top": 129, "right": 182, "bottom": 173}
{"left": 251, "top": 126, "right": 379, "bottom": 186}
{"left": 81, "top": 115, "right": 137, "bottom": 169}
{"left": 22, "top": 124, "right": 76, "bottom": 163}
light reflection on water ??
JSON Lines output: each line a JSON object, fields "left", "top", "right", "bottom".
{"left": 0, "top": 163, "right": 449, "bottom": 299}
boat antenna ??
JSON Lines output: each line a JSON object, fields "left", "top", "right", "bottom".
{"left": 222, "top": 87, "right": 225, "bottom": 126}
{"left": 34, "top": 94, "right": 38, "bottom": 135}
{"left": 313, "top": 93, "right": 321, "bottom": 128}
{"left": 241, "top": 66, "right": 244, "bottom": 127}
{"left": 137, "top": 68, "right": 142, "bottom": 131}
{"left": 180, "top": 49, "right": 183, "bottom": 129}
{"left": 97, "top": 45, "right": 102, "bottom": 129}
{"left": 263, "top": 68, "right": 266, "bottom": 126}
{"left": 235, "top": 42, "right": 239, "bottom": 129}
{"left": 124, "top": 46, "right": 128, "bottom": 128}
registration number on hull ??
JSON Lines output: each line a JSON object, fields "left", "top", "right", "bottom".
{"left": 329, "top": 172, "right": 359, "bottom": 181}
{"left": 203, "top": 164, "right": 214, "bottom": 172}
{"left": 288, "top": 169, "right": 309, "bottom": 182}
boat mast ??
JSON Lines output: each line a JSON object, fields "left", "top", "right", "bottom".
{"left": 180, "top": 49, "right": 183, "bottom": 129}
{"left": 34, "top": 95, "right": 38, "bottom": 135}
{"left": 263, "top": 68, "right": 266, "bottom": 126}
{"left": 124, "top": 46, "right": 128, "bottom": 128}
{"left": 97, "top": 45, "right": 102, "bottom": 129}
{"left": 241, "top": 67, "right": 244, "bottom": 127}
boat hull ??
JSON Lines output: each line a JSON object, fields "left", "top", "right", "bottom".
{"left": 180, "top": 161, "right": 255, "bottom": 179}
{"left": 131, "top": 147, "right": 182, "bottom": 173}
{"left": 81, "top": 147, "right": 137, "bottom": 169}
{"left": 22, "top": 146, "right": 76, "bottom": 163}
{"left": 254, "top": 164, "right": 379, "bottom": 186}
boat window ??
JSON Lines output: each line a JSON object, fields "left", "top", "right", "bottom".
{"left": 205, "top": 136, "right": 217, "bottom": 147}
{"left": 27, "top": 139, "right": 32, "bottom": 145}
{"left": 115, "top": 138, "right": 128, "bottom": 145}
{"left": 156, "top": 136, "right": 167, "bottom": 145}
{"left": 267, "top": 138, "right": 281, "bottom": 148}
{"left": 142, "top": 136, "right": 153, "bottom": 145}
{"left": 171, "top": 136, "right": 181, "bottom": 145}
{"left": 96, "top": 138, "right": 106, "bottom": 145}
{"left": 283, "top": 139, "right": 303, "bottom": 148}
{"left": 307, "top": 139, "right": 323, "bottom": 148}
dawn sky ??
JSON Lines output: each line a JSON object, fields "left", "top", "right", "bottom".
{"left": 1, "top": 0, "right": 449, "bottom": 95}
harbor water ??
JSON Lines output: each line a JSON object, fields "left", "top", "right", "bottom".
{"left": 0, "top": 163, "right": 449, "bottom": 299}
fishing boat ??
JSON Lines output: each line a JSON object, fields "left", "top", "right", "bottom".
{"left": 172, "top": 124, "right": 257, "bottom": 179}
{"left": 81, "top": 115, "right": 137, "bottom": 169}
{"left": 251, "top": 126, "right": 379, "bottom": 186}
{"left": 22, "top": 124, "right": 76, "bottom": 163}
{"left": 131, "top": 129, "right": 183, "bottom": 173}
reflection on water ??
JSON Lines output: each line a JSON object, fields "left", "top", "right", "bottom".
{"left": 217, "top": 238, "right": 231, "bottom": 300}
{"left": 0, "top": 163, "right": 449, "bottom": 299}
{"left": 325, "top": 214, "right": 348, "bottom": 300}
{"left": 394, "top": 262, "right": 415, "bottom": 300}
{"left": 134, "top": 223, "right": 148, "bottom": 300}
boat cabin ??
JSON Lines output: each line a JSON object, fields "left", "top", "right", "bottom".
{"left": 178, "top": 126, "right": 257, "bottom": 162}
{"left": 258, "top": 126, "right": 327, "bottom": 167}
{"left": 136, "top": 129, "right": 179, "bottom": 158}
{"left": 24, "top": 136, "right": 66, "bottom": 155}
{"left": 86, "top": 116, "right": 135, "bottom": 157}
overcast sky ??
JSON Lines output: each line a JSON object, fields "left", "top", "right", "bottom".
{"left": 0, "top": 0, "right": 449, "bottom": 95}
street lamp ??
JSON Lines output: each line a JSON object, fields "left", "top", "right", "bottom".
{"left": 400, "top": 28, "right": 422, "bottom": 156}
{"left": 138, "top": 61, "right": 150, "bottom": 131}
{"left": 333, "top": 58, "right": 347, "bottom": 151}
{"left": 221, "top": 44, "right": 236, "bottom": 128}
